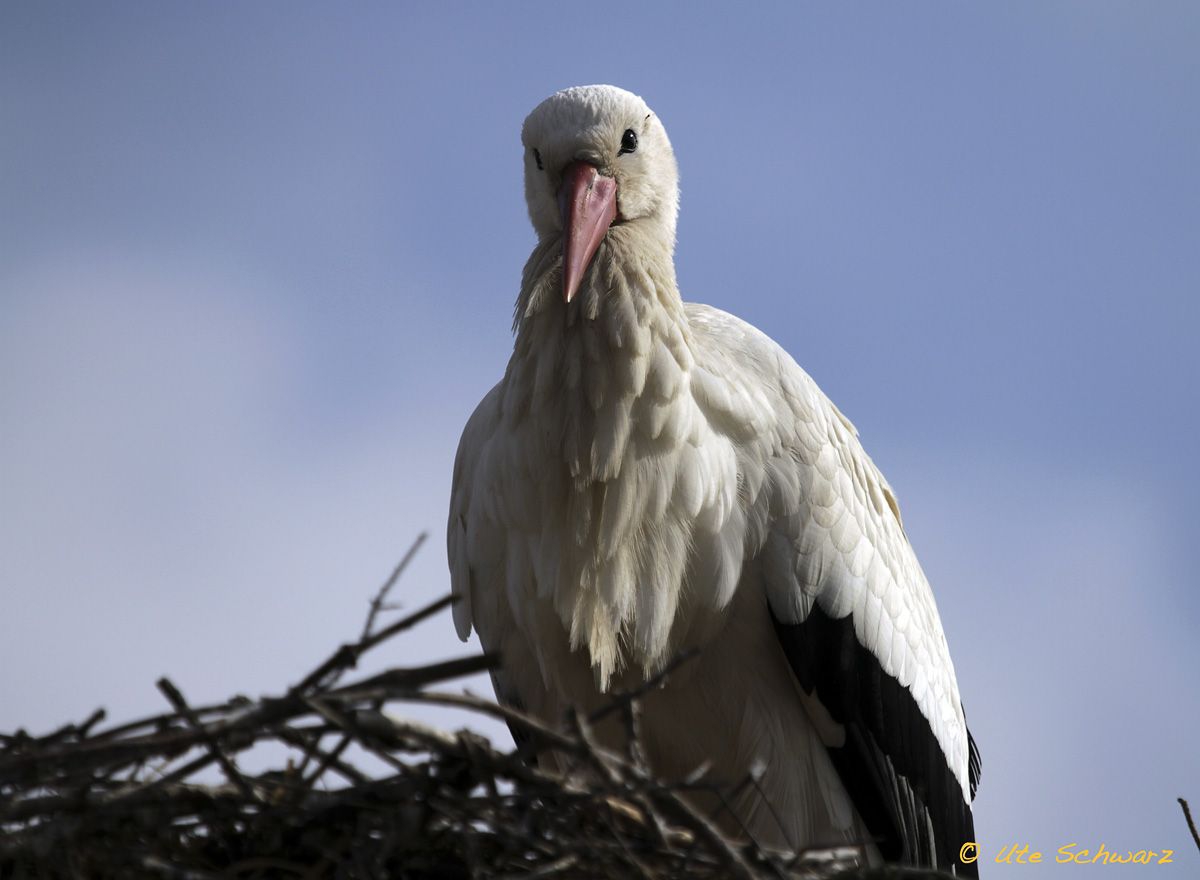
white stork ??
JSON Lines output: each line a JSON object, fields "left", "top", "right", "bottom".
{"left": 448, "top": 84, "right": 980, "bottom": 873}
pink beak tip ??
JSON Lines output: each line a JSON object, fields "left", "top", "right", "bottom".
{"left": 560, "top": 161, "right": 618, "bottom": 303}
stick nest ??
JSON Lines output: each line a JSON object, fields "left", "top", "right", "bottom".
{"left": 0, "top": 539, "right": 951, "bottom": 879}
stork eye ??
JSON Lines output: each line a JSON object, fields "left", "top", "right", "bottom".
{"left": 533, "top": 148, "right": 544, "bottom": 171}
{"left": 618, "top": 129, "right": 638, "bottom": 156}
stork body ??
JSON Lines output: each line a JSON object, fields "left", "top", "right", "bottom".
{"left": 448, "top": 85, "right": 980, "bottom": 873}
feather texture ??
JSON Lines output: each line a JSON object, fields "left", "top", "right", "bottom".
{"left": 448, "top": 84, "right": 979, "bottom": 872}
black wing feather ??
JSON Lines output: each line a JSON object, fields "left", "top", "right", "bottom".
{"left": 771, "top": 604, "right": 980, "bottom": 877}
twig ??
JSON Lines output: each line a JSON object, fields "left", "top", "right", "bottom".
{"left": 359, "top": 532, "right": 428, "bottom": 643}
{"left": 571, "top": 707, "right": 759, "bottom": 880}
{"left": 155, "top": 677, "right": 257, "bottom": 803}
{"left": 493, "top": 853, "right": 578, "bottom": 879}
{"left": 292, "top": 593, "right": 453, "bottom": 695}
{"left": 301, "top": 533, "right": 430, "bottom": 792}
{"left": 1180, "top": 797, "right": 1200, "bottom": 854}
{"left": 302, "top": 697, "right": 407, "bottom": 774}
{"left": 587, "top": 647, "right": 699, "bottom": 725}
{"left": 274, "top": 726, "right": 370, "bottom": 788}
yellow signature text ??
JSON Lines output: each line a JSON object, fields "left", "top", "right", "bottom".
{"left": 958, "top": 842, "right": 1175, "bottom": 866}
{"left": 1057, "top": 843, "right": 1174, "bottom": 865}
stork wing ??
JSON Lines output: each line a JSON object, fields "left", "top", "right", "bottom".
{"left": 686, "top": 304, "right": 980, "bottom": 874}
{"left": 446, "top": 382, "right": 537, "bottom": 754}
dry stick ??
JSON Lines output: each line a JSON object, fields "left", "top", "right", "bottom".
{"left": 302, "top": 697, "right": 407, "bottom": 774}
{"left": 401, "top": 690, "right": 586, "bottom": 758}
{"left": 587, "top": 647, "right": 699, "bottom": 725}
{"left": 412, "top": 689, "right": 769, "bottom": 879}
{"left": 524, "top": 647, "right": 698, "bottom": 787}
{"left": 570, "top": 707, "right": 759, "bottom": 880}
{"left": 597, "top": 808, "right": 659, "bottom": 880}
{"left": 360, "top": 531, "right": 428, "bottom": 643}
{"left": 687, "top": 773, "right": 792, "bottom": 880}
{"left": 78, "top": 698, "right": 244, "bottom": 746}
{"left": 292, "top": 593, "right": 454, "bottom": 695}
{"left": 330, "top": 655, "right": 497, "bottom": 700}
{"left": 31, "top": 708, "right": 109, "bottom": 747}
{"left": 380, "top": 714, "right": 567, "bottom": 800}
{"left": 273, "top": 727, "right": 370, "bottom": 788}
{"left": 0, "top": 718, "right": 210, "bottom": 782}
{"left": 1181, "top": 798, "right": 1200, "bottom": 853}
{"left": 100, "top": 750, "right": 221, "bottom": 807}
{"left": 0, "top": 714, "right": 99, "bottom": 750}
{"left": 91, "top": 655, "right": 490, "bottom": 811}
{"left": 565, "top": 712, "right": 658, "bottom": 880}
{"left": 155, "top": 677, "right": 258, "bottom": 803}
{"left": 389, "top": 707, "right": 672, "bottom": 874}
{"left": 257, "top": 655, "right": 493, "bottom": 742}
{"left": 1, "top": 781, "right": 212, "bottom": 825}
{"left": 357, "top": 594, "right": 460, "bottom": 655}
{"left": 493, "top": 854, "right": 578, "bottom": 880}
{"left": 296, "top": 533, "right": 428, "bottom": 783}
{"left": 618, "top": 699, "right": 673, "bottom": 851}
{"left": 297, "top": 651, "right": 493, "bottom": 787}
{"left": 298, "top": 728, "right": 356, "bottom": 790}
{"left": 132, "top": 650, "right": 484, "bottom": 776}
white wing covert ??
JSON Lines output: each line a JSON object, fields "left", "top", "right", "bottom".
{"left": 686, "top": 303, "right": 980, "bottom": 873}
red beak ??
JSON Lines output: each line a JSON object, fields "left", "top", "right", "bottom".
{"left": 558, "top": 161, "right": 618, "bottom": 303}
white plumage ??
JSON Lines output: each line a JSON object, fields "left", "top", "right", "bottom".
{"left": 449, "top": 85, "right": 979, "bottom": 873}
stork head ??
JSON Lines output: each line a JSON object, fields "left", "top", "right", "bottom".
{"left": 521, "top": 85, "right": 679, "bottom": 303}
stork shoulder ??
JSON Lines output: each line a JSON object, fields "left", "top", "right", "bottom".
{"left": 684, "top": 300, "right": 974, "bottom": 804}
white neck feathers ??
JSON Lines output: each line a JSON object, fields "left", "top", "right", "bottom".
{"left": 498, "top": 233, "right": 743, "bottom": 689}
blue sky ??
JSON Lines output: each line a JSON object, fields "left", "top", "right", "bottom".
{"left": 2, "top": 3, "right": 1198, "bottom": 874}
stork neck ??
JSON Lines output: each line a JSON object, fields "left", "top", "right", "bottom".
{"left": 505, "top": 230, "right": 694, "bottom": 482}
{"left": 514, "top": 227, "right": 680, "bottom": 323}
